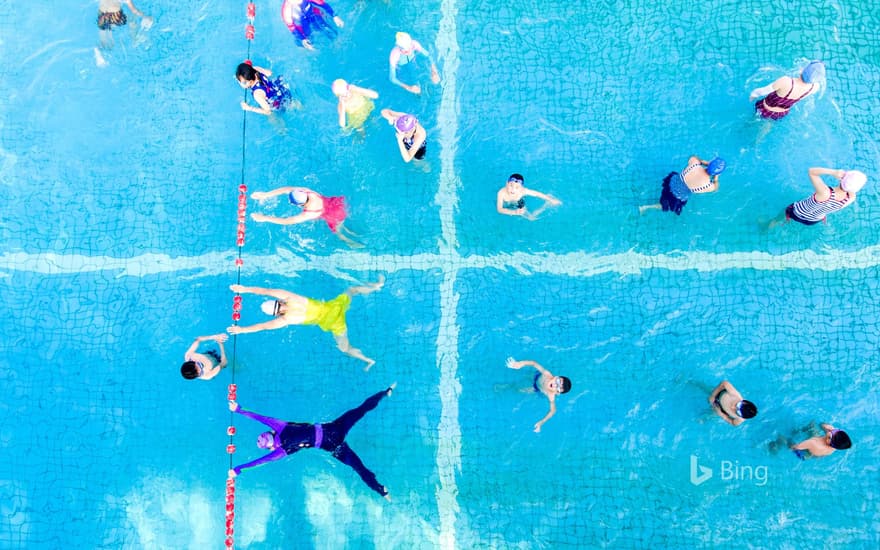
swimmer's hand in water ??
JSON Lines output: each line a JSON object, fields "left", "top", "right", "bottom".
{"left": 506, "top": 357, "right": 522, "bottom": 369}
{"left": 533, "top": 422, "right": 543, "bottom": 433}
{"left": 547, "top": 196, "right": 562, "bottom": 206}
{"left": 239, "top": 101, "right": 250, "bottom": 111}
{"left": 229, "top": 284, "right": 245, "bottom": 293}
{"left": 227, "top": 325, "right": 243, "bottom": 335}
{"left": 333, "top": 16, "right": 344, "bottom": 28}
{"left": 250, "top": 191, "right": 268, "bottom": 201}
{"left": 140, "top": 16, "right": 154, "bottom": 31}
{"left": 250, "top": 213, "right": 268, "bottom": 222}
{"left": 430, "top": 66, "right": 440, "bottom": 84}
{"left": 212, "top": 334, "right": 229, "bottom": 343}
{"left": 406, "top": 84, "right": 421, "bottom": 95}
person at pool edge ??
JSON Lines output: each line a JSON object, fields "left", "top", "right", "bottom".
{"left": 180, "top": 333, "right": 228, "bottom": 380}
{"left": 791, "top": 423, "right": 851, "bottom": 459}
{"left": 496, "top": 173, "right": 562, "bottom": 220}
{"left": 228, "top": 384, "right": 396, "bottom": 500}
{"left": 750, "top": 60, "right": 825, "bottom": 120}
{"left": 639, "top": 156, "right": 725, "bottom": 215}
{"left": 506, "top": 357, "right": 571, "bottom": 432}
{"left": 226, "top": 277, "right": 384, "bottom": 370}
{"left": 708, "top": 380, "right": 757, "bottom": 426}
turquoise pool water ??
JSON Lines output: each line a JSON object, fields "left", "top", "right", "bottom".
{"left": 1, "top": 0, "right": 878, "bottom": 548}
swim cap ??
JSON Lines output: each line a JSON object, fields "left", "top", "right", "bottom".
{"left": 331, "top": 78, "right": 348, "bottom": 96}
{"left": 508, "top": 173, "right": 524, "bottom": 184}
{"left": 288, "top": 189, "right": 308, "bottom": 206}
{"left": 829, "top": 430, "right": 852, "bottom": 450}
{"left": 395, "top": 32, "right": 413, "bottom": 50}
{"left": 257, "top": 432, "right": 274, "bottom": 449}
{"left": 707, "top": 158, "right": 726, "bottom": 176}
{"left": 736, "top": 400, "right": 757, "bottom": 419}
{"left": 395, "top": 114, "right": 417, "bottom": 133}
{"left": 260, "top": 300, "right": 280, "bottom": 316}
{"left": 801, "top": 60, "right": 826, "bottom": 84}
{"left": 841, "top": 170, "right": 867, "bottom": 193}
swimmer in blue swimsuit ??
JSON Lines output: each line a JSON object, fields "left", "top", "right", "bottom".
{"left": 228, "top": 385, "right": 396, "bottom": 499}
{"left": 236, "top": 62, "right": 296, "bottom": 115}
{"left": 790, "top": 423, "right": 852, "bottom": 459}
{"left": 707, "top": 380, "right": 757, "bottom": 426}
{"left": 180, "top": 333, "right": 228, "bottom": 380}
{"left": 496, "top": 174, "right": 562, "bottom": 220}
{"left": 506, "top": 357, "right": 572, "bottom": 433}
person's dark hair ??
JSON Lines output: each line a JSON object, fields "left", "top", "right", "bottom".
{"left": 181, "top": 361, "right": 199, "bottom": 380}
{"left": 508, "top": 173, "right": 524, "bottom": 183}
{"left": 738, "top": 400, "right": 757, "bottom": 419}
{"left": 559, "top": 376, "right": 572, "bottom": 393}
{"left": 236, "top": 62, "right": 257, "bottom": 81}
{"left": 830, "top": 430, "right": 852, "bottom": 450}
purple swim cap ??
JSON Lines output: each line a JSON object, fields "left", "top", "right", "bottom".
{"left": 395, "top": 115, "right": 417, "bottom": 133}
{"left": 257, "top": 432, "right": 274, "bottom": 449}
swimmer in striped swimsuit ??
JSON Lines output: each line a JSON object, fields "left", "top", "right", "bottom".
{"left": 228, "top": 385, "right": 396, "bottom": 499}
{"left": 640, "top": 156, "right": 725, "bottom": 215}
{"left": 781, "top": 167, "right": 867, "bottom": 226}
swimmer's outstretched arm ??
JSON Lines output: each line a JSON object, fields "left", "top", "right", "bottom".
{"left": 507, "top": 358, "right": 550, "bottom": 376}
{"left": 251, "top": 186, "right": 307, "bottom": 200}
{"left": 534, "top": 399, "right": 556, "bottom": 433}
{"left": 413, "top": 41, "right": 441, "bottom": 83}
{"left": 251, "top": 211, "right": 321, "bottom": 225}
{"left": 228, "top": 317, "right": 290, "bottom": 335}
{"left": 523, "top": 187, "right": 562, "bottom": 206}
{"left": 229, "top": 284, "right": 300, "bottom": 302}
{"left": 230, "top": 401, "right": 287, "bottom": 432}
{"left": 397, "top": 128, "right": 426, "bottom": 163}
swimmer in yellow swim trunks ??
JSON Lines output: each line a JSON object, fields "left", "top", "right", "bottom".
{"left": 226, "top": 276, "right": 384, "bottom": 370}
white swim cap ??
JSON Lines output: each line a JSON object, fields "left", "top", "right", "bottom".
{"left": 261, "top": 300, "right": 279, "bottom": 316}
{"left": 331, "top": 78, "right": 348, "bottom": 96}
{"left": 395, "top": 32, "right": 413, "bottom": 50}
{"left": 289, "top": 189, "right": 308, "bottom": 206}
{"left": 841, "top": 170, "right": 867, "bottom": 193}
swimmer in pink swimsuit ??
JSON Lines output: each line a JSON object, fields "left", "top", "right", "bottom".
{"left": 249, "top": 185, "right": 363, "bottom": 248}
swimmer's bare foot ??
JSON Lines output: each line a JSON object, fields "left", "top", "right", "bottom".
{"left": 369, "top": 275, "right": 385, "bottom": 291}
{"left": 639, "top": 204, "right": 661, "bottom": 215}
{"left": 383, "top": 490, "right": 392, "bottom": 502}
{"left": 363, "top": 359, "right": 376, "bottom": 372}
{"left": 386, "top": 382, "right": 397, "bottom": 396}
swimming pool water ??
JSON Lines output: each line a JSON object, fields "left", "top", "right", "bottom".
{"left": 1, "top": 0, "right": 878, "bottom": 548}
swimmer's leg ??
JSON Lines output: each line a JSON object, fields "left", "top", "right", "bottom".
{"left": 334, "top": 332, "right": 375, "bottom": 371}
{"left": 335, "top": 223, "right": 364, "bottom": 248}
{"left": 99, "top": 29, "right": 114, "bottom": 49}
{"left": 331, "top": 442, "right": 388, "bottom": 497}
{"left": 330, "top": 389, "right": 389, "bottom": 437}
{"left": 639, "top": 203, "right": 662, "bottom": 214}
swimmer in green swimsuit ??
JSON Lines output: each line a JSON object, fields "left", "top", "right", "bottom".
{"left": 226, "top": 277, "right": 385, "bottom": 370}
{"left": 506, "top": 357, "right": 571, "bottom": 433}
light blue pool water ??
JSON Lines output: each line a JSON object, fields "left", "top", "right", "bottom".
{"left": 1, "top": 0, "right": 878, "bottom": 548}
